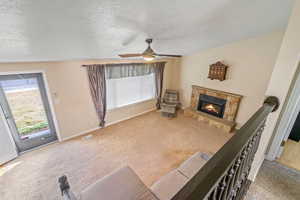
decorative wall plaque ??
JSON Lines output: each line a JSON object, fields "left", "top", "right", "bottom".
{"left": 208, "top": 61, "right": 228, "bottom": 81}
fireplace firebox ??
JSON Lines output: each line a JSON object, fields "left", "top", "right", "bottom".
{"left": 197, "top": 94, "right": 227, "bottom": 118}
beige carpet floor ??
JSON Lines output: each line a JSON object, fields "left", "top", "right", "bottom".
{"left": 246, "top": 160, "right": 300, "bottom": 200}
{"left": 277, "top": 139, "right": 300, "bottom": 171}
{"left": 0, "top": 111, "right": 232, "bottom": 200}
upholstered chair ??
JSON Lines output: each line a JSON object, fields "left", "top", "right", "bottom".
{"left": 160, "top": 89, "right": 180, "bottom": 117}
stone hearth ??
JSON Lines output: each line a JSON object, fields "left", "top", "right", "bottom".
{"left": 184, "top": 85, "right": 242, "bottom": 132}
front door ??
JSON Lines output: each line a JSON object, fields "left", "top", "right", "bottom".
{"left": 0, "top": 103, "right": 18, "bottom": 164}
{"left": 0, "top": 73, "right": 57, "bottom": 152}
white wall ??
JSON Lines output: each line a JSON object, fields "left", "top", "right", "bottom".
{"left": 0, "top": 59, "right": 180, "bottom": 141}
{"left": 179, "top": 31, "right": 284, "bottom": 127}
{"left": 250, "top": 0, "right": 300, "bottom": 180}
{"left": 0, "top": 106, "right": 17, "bottom": 164}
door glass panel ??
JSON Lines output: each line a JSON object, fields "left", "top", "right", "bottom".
{"left": 0, "top": 77, "right": 49, "bottom": 140}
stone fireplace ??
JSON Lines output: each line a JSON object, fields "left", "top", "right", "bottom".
{"left": 184, "top": 85, "right": 242, "bottom": 132}
{"left": 197, "top": 94, "right": 227, "bottom": 118}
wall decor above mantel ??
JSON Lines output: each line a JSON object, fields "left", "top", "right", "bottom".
{"left": 208, "top": 61, "right": 228, "bottom": 81}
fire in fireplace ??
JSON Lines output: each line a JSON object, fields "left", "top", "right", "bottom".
{"left": 197, "top": 94, "right": 227, "bottom": 118}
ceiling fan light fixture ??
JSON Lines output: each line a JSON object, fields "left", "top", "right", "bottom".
{"left": 118, "top": 38, "right": 181, "bottom": 59}
{"left": 143, "top": 55, "right": 155, "bottom": 61}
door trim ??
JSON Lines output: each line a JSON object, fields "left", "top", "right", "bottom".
{"left": 267, "top": 62, "right": 300, "bottom": 160}
{"left": 0, "top": 70, "right": 62, "bottom": 143}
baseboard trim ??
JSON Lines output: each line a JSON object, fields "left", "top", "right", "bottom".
{"left": 106, "top": 108, "right": 157, "bottom": 127}
{"left": 0, "top": 152, "right": 18, "bottom": 166}
{"left": 61, "top": 108, "right": 156, "bottom": 141}
{"left": 60, "top": 127, "right": 100, "bottom": 142}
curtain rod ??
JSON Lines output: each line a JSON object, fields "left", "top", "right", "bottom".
{"left": 81, "top": 61, "right": 167, "bottom": 67}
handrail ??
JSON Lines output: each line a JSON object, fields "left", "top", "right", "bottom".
{"left": 171, "top": 96, "right": 279, "bottom": 200}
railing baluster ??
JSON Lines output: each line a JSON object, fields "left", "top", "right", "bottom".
{"left": 224, "top": 166, "right": 235, "bottom": 199}
{"left": 171, "top": 96, "right": 279, "bottom": 200}
{"left": 218, "top": 175, "right": 228, "bottom": 200}
{"left": 211, "top": 186, "right": 218, "bottom": 200}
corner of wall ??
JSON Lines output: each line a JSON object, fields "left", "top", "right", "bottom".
{"left": 250, "top": 0, "right": 300, "bottom": 180}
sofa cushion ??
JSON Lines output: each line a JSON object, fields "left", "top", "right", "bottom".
{"left": 200, "top": 152, "right": 213, "bottom": 161}
{"left": 80, "top": 166, "right": 158, "bottom": 200}
{"left": 150, "top": 170, "right": 188, "bottom": 200}
{"left": 177, "top": 152, "right": 211, "bottom": 179}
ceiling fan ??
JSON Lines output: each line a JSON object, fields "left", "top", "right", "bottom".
{"left": 119, "top": 38, "right": 182, "bottom": 61}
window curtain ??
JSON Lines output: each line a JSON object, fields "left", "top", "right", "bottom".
{"left": 105, "top": 63, "right": 154, "bottom": 79}
{"left": 153, "top": 62, "right": 166, "bottom": 109}
{"left": 86, "top": 65, "right": 107, "bottom": 127}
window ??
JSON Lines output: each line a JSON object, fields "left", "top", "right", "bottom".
{"left": 106, "top": 73, "right": 156, "bottom": 109}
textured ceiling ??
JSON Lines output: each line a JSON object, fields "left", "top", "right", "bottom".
{"left": 0, "top": 0, "right": 295, "bottom": 62}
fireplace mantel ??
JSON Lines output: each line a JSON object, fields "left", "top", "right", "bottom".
{"left": 184, "top": 85, "right": 243, "bottom": 132}
{"left": 190, "top": 85, "right": 242, "bottom": 121}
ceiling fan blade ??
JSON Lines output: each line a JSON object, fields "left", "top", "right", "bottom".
{"left": 155, "top": 53, "right": 182, "bottom": 57}
{"left": 119, "top": 53, "right": 142, "bottom": 58}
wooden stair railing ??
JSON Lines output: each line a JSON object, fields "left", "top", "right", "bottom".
{"left": 171, "top": 96, "right": 279, "bottom": 200}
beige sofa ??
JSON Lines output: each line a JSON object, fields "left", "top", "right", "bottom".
{"left": 151, "top": 152, "right": 210, "bottom": 200}
{"left": 61, "top": 152, "right": 212, "bottom": 200}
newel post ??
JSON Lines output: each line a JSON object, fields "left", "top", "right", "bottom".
{"left": 264, "top": 96, "right": 280, "bottom": 112}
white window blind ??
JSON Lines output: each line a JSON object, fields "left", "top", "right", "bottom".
{"left": 106, "top": 73, "right": 156, "bottom": 109}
